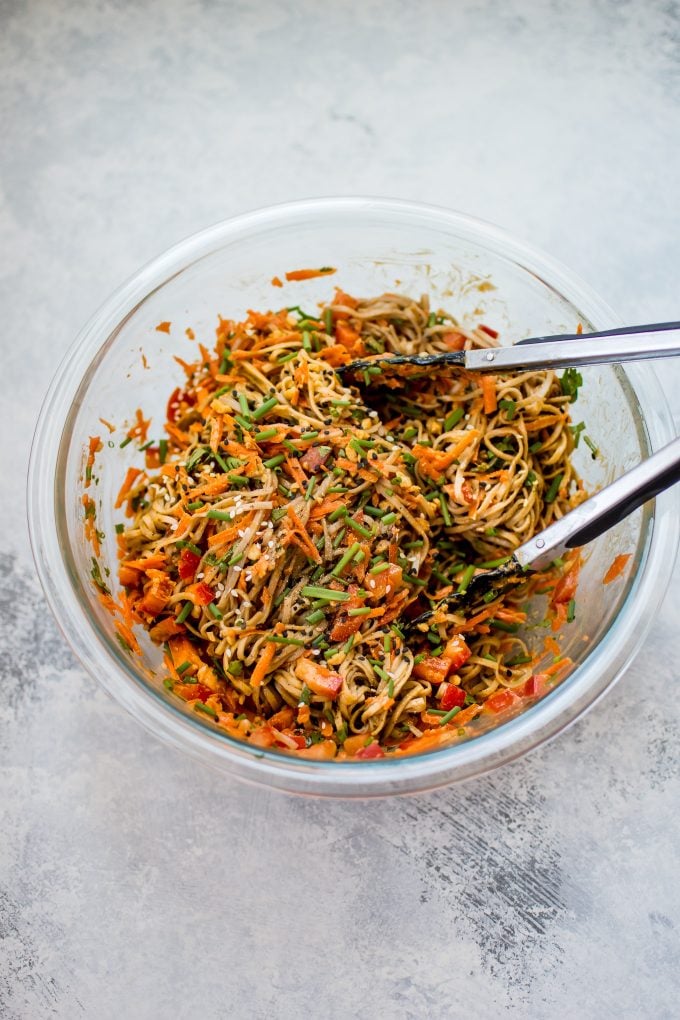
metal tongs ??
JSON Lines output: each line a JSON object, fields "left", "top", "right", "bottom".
{"left": 408, "top": 435, "right": 680, "bottom": 629}
{"left": 338, "top": 321, "right": 680, "bottom": 379}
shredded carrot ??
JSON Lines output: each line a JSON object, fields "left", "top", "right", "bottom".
{"left": 115, "top": 468, "right": 143, "bottom": 509}
{"left": 85, "top": 436, "right": 102, "bottom": 487}
{"left": 271, "top": 276, "right": 283, "bottom": 287}
{"left": 250, "top": 642, "right": 276, "bottom": 688}
{"left": 603, "top": 553, "right": 631, "bottom": 585}
{"left": 156, "top": 321, "right": 171, "bottom": 333}
{"left": 123, "top": 553, "right": 167, "bottom": 572}
{"left": 284, "top": 267, "right": 336, "bottom": 281}
{"left": 185, "top": 327, "right": 195, "bottom": 340}
{"left": 98, "top": 417, "right": 115, "bottom": 433}
{"left": 481, "top": 375, "right": 497, "bottom": 414}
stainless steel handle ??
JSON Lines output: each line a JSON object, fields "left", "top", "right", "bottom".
{"left": 514, "top": 436, "right": 680, "bottom": 571}
{"left": 465, "top": 327, "right": 680, "bottom": 373}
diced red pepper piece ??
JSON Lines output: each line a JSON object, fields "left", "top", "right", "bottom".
{"left": 178, "top": 547, "right": 201, "bottom": 581}
{"left": 483, "top": 689, "right": 521, "bottom": 714}
{"left": 192, "top": 582, "right": 216, "bottom": 605}
{"left": 442, "top": 635, "right": 471, "bottom": 672}
{"left": 413, "top": 656, "right": 450, "bottom": 685}
{"left": 295, "top": 658, "right": 344, "bottom": 700}
{"left": 439, "top": 682, "right": 466, "bottom": 711}
{"left": 519, "top": 674, "right": 549, "bottom": 699}
{"left": 355, "top": 742, "right": 385, "bottom": 759}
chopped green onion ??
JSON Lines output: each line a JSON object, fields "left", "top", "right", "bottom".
{"left": 560, "top": 367, "right": 583, "bottom": 402}
{"left": 213, "top": 385, "right": 231, "bottom": 398}
{"left": 570, "top": 421, "right": 586, "bottom": 447}
{"left": 456, "top": 565, "right": 476, "bottom": 594}
{"left": 384, "top": 634, "right": 392, "bottom": 653}
{"left": 277, "top": 350, "right": 298, "bottom": 363}
{"left": 438, "top": 495, "right": 451, "bottom": 527}
{"left": 119, "top": 436, "right": 132, "bottom": 448}
{"left": 525, "top": 470, "right": 537, "bottom": 489}
{"left": 403, "top": 426, "right": 418, "bottom": 441}
{"left": 301, "top": 586, "right": 350, "bottom": 602}
{"left": 208, "top": 603, "right": 223, "bottom": 619}
{"left": 272, "top": 507, "right": 288, "bottom": 522}
{"left": 485, "top": 527, "right": 498, "bottom": 536}
{"left": 227, "top": 551, "right": 244, "bottom": 566}
{"left": 163, "top": 678, "right": 174, "bottom": 691}
{"left": 567, "top": 598, "right": 576, "bottom": 622}
{"left": 364, "top": 506, "right": 385, "bottom": 518}
{"left": 238, "top": 393, "right": 250, "bottom": 417}
{"left": 332, "top": 542, "right": 362, "bottom": 578}
{"left": 251, "top": 395, "right": 280, "bottom": 420}
{"left": 489, "top": 619, "right": 520, "bottom": 633}
{"left": 381, "top": 511, "right": 397, "bottom": 527}
{"left": 187, "top": 500, "right": 204, "bottom": 511}
{"left": 332, "top": 526, "right": 347, "bottom": 548}
{"left": 227, "top": 660, "right": 243, "bottom": 676}
{"left": 345, "top": 517, "right": 373, "bottom": 539}
{"left": 254, "top": 427, "right": 278, "bottom": 442}
{"left": 267, "top": 635, "right": 306, "bottom": 647}
{"left": 115, "top": 523, "right": 124, "bottom": 534}
{"left": 207, "top": 509, "right": 235, "bottom": 521}
{"left": 403, "top": 573, "right": 427, "bottom": 586}
{"left": 499, "top": 398, "right": 517, "bottom": 420}
{"left": 369, "top": 561, "right": 390, "bottom": 576}
{"left": 443, "top": 407, "right": 465, "bottom": 431}
{"left": 299, "top": 431, "right": 319, "bottom": 442}
{"left": 347, "top": 607, "right": 371, "bottom": 617}
{"left": 305, "top": 477, "right": 317, "bottom": 501}
{"left": 506, "top": 654, "right": 532, "bottom": 666}
{"left": 263, "top": 454, "right": 285, "bottom": 469}
{"left": 176, "top": 661, "right": 192, "bottom": 675}
{"left": 176, "top": 601, "right": 192, "bottom": 624}
{"left": 323, "top": 308, "right": 333, "bottom": 333}
{"left": 306, "top": 609, "right": 327, "bottom": 625}
{"left": 529, "top": 440, "right": 542, "bottom": 453}
{"left": 478, "top": 555, "right": 511, "bottom": 569}
{"left": 584, "top": 435, "right": 599, "bottom": 458}
{"left": 439, "top": 706, "right": 462, "bottom": 726}
{"left": 234, "top": 414, "right": 252, "bottom": 431}
{"left": 329, "top": 505, "right": 348, "bottom": 523}
{"left": 545, "top": 474, "right": 563, "bottom": 504}
{"left": 328, "top": 485, "right": 348, "bottom": 494}
{"left": 342, "top": 635, "right": 355, "bottom": 654}
{"left": 302, "top": 330, "right": 312, "bottom": 351}
{"left": 194, "top": 702, "right": 218, "bottom": 719}
{"left": 336, "top": 724, "right": 348, "bottom": 744}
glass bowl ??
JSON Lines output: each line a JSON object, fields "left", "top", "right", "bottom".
{"left": 27, "top": 198, "right": 679, "bottom": 797}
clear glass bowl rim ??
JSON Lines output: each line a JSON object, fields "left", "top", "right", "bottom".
{"left": 27, "top": 196, "right": 679, "bottom": 797}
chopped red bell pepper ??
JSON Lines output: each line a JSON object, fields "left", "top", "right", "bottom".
{"left": 355, "top": 742, "right": 385, "bottom": 759}
{"left": 192, "top": 582, "right": 216, "bottom": 605}
{"left": 178, "top": 547, "right": 201, "bottom": 581}
{"left": 483, "top": 689, "right": 521, "bottom": 714}
{"left": 439, "top": 682, "right": 466, "bottom": 711}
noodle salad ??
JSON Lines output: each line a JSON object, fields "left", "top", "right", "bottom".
{"left": 89, "top": 285, "right": 588, "bottom": 760}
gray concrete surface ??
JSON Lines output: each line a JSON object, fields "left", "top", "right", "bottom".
{"left": 1, "top": 1, "right": 679, "bottom": 1017}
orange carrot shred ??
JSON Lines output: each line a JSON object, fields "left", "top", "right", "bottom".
{"left": 603, "top": 553, "right": 632, "bottom": 585}
{"left": 156, "top": 321, "right": 171, "bottom": 333}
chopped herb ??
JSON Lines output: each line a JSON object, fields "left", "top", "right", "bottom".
{"left": 456, "top": 565, "right": 476, "bottom": 593}
{"left": 301, "top": 586, "right": 350, "bottom": 602}
{"left": 347, "top": 607, "right": 371, "bottom": 617}
{"left": 254, "top": 427, "right": 278, "bottom": 442}
{"left": 345, "top": 517, "right": 373, "bottom": 539}
{"left": 443, "top": 406, "right": 465, "bottom": 432}
{"left": 304, "top": 477, "right": 317, "bottom": 501}
{"left": 227, "top": 661, "right": 243, "bottom": 676}
{"left": 263, "top": 454, "right": 285, "bottom": 469}
{"left": 329, "top": 505, "right": 348, "bottom": 523}
{"left": 489, "top": 619, "right": 520, "bottom": 633}
{"left": 570, "top": 421, "right": 586, "bottom": 447}
{"left": 119, "top": 436, "right": 132, "bottom": 449}
{"left": 267, "top": 635, "right": 306, "bottom": 647}
{"left": 545, "top": 473, "right": 563, "bottom": 503}
{"left": 478, "top": 555, "right": 511, "bottom": 568}
{"left": 207, "top": 603, "right": 223, "bottom": 619}
{"left": 499, "top": 398, "right": 517, "bottom": 420}
{"left": 176, "top": 602, "right": 192, "bottom": 624}
{"left": 529, "top": 440, "right": 542, "bottom": 453}
{"left": 194, "top": 702, "right": 218, "bottom": 719}
{"left": 439, "top": 706, "right": 462, "bottom": 725}
{"left": 332, "top": 542, "right": 362, "bottom": 578}
{"left": 115, "top": 523, "right": 124, "bottom": 534}
{"left": 584, "top": 435, "right": 599, "bottom": 458}
{"left": 506, "top": 654, "right": 532, "bottom": 666}
{"left": 207, "top": 509, "right": 235, "bottom": 521}
{"left": 567, "top": 598, "right": 576, "bottom": 622}
{"left": 251, "top": 395, "right": 280, "bottom": 420}
{"left": 306, "top": 609, "right": 326, "bottom": 625}
{"left": 525, "top": 470, "right": 537, "bottom": 489}
{"left": 560, "top": 367, "right": 583, "bottom": 402}
{"left": 187, "top": 500, "right": 204, "bottom": 511}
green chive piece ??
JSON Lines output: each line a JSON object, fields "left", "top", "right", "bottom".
{"left": 302, "top": 330, "right": 312, "bottom": 351}
{"left": 227, "top": 551, "right": 244, "bottom": 566}
{"left": 176, "top": 661, "right": 191, "bottom": 674}
{"left": 443, "top": 407, "right": 465, "bottom": 431}
{"left": 353, "top": 548, "right": 365, "bottom": 564}
{"left": 272, "top": 507, "right": 288, "bottom": 522}
{"left": 381, "top": 512, "right": 397, "bottom": 527}
{"left": 267, "top": 635, "right": 306, "bottom": 647}
{"left": 299, "top": 431, "right": 319, "bottom": 442}
{"left": 163, "top": 678, "right": 174, "bottom": 691}
{"left": 489, "top": 619, "right": 520, "bottom": 633}
{"left": 301, "top": 586, "right": 350, "bottom": 602}
{"left": 277, "top": 350, "right": 298, "bottom": 363}
{"left": 305, "top": 477, "right": 317, "bottom": 501}
{"left": 347, "top": 607, "right": 371, "bottom": 617}
{"left": 234, "top": 414, "right": 252, "bottom": 431}
{"left": 207, "top": 509, "right": 234, "bottom": 521}
{"left": 158, "top": 438, "right": 168, "bottom": 464}
{"left": 332, "top": 526, "right": 347, "bottom": 548}
{"left": 323, "top": 308, "right": 333, "bottom": 333}
{"left": 328, "top": 506, "right": 348, "bottom": 523}
{"left": 506, "top": 654, "right": 532, "bottom": 666}
{"left": 115, "top": 523, "right": 124, "bottom": 534}
{"left": 227, "top": 660, "right": 243, "bottom": 676}
{"left": 328, "top": 485, "right": 348, "bottom": 494}
{"left": 529, "top": 440, "right": 543, "bottom": 453}
{"left": 187, "top": 500, "right": 204, "bottom": 511}
{"left": 439, "top": 706, "right": 462, "bottom": 726}
{"left": 584, "top": 435, "right": 599, "bottom": 458}
{"left": 254, "top": 427, "right": 278, "bottom": 442}
{"left": 332, "top": 542, "right": 362, "bottom": 578}
{"left": 251, "top": 395, "right": 280, "bottom": 420}
{"left": 384, "top": 634, "right": 392, "bottom": 653}
{"left": 438, "top": 495, "right": 452, "bottom": 527}
{"left": 345, "top": 517, "right": 373, "bottom": 539}
{"left": 176, "top": 602, "right": 192, "bottom": 624}
{"left": 208, "top": 603, "right": 222, "bottom": 619}
{"left": 119, "top": 436, "right": 132, "bottom": 449}
{"left": 364, "top": 506, "right": 385, "bottom": 518}
{"left": 213, "top": 384, "right": 231, "bottom": 398}
{"left": 369, "top": 561, "right": 390, "bottom": 576}
{"left": 373, "top": 663, "right": 391, "bottom": 683}
{"left": 478, "top": 555, "right": 511, "bottom": 569}
{"left": 264, "top": 454, "right": 285, "bottom": 469}
{"left": 456, "top": 565, "right": 476, "bottom": 594}
{"left": 567, "top": 598, "right": 576, "bottom": 623}
{"left": 545, "top": 474, "right": 563, "bottom": 504}
{"left": 194, "top": 702, "right": 218, "bottom": 719}
{"left": 238, "top": 393, "right": 250, "bottom": 417}
{"left": 306, "top": 609, "right": 326, "bottom": 625}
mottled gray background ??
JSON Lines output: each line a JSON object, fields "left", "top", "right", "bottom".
{"left": 2, "top": 1, "right": 680, "bottom": 1017}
